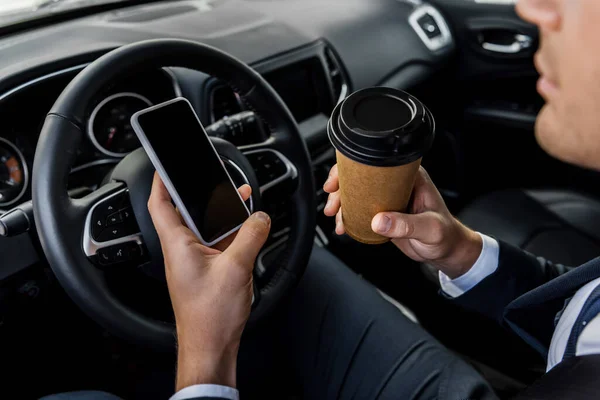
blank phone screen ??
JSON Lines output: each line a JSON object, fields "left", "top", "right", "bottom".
{"left": 136, "top": 100, "right": 249, "bottom": 243}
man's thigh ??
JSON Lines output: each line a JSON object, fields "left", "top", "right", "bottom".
{"left": 283, "top": 246, "right": 495, "bottom": 400}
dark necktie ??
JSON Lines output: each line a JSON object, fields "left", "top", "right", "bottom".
{"left": 563, "top": 282, "right": 600, "bottom": 360}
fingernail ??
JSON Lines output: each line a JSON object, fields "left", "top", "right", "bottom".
{"left": 336, "top": 219, "right": 342, "bottom": 232}
{"left": 375, "top": 215, "right": 392, "bottom": 233}
{"left": 325, "top": 198, "right": 332, "bottom": 210}
{"left": 324, "top": 177, "right": 331, "bottom": 187}
{"left": 254, "top": 212, "right": 271, "bottom": 225}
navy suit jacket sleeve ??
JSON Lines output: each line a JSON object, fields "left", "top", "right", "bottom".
{"left": 445, "top": 240, "right": 572, "bottom": 325}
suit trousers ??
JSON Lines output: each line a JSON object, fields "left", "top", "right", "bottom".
{"left": 238, "top": 246, "right": 495, "bottom": 400}
{"left": 43, "top": 246, "right": 496, "bottom": 400}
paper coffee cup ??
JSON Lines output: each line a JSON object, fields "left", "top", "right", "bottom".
{"left": 327, "top": 87, "right": 435, "bottom": 244}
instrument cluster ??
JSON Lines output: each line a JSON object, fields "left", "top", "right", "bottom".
{"left": 0, "top": 66, "right": 180, "bottom": 211}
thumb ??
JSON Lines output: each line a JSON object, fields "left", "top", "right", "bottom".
{"left": 224, "top": 212, "right": 271, "bottom": 265}
{"left": 371, "top": 211, "right": 445, "bottom": 244}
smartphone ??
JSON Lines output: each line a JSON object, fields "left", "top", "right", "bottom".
{"left": 131, "top": 97, "right": 250, "bottom": 246}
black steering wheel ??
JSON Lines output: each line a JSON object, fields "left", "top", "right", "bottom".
{"left": 32, "top": 39, "right": 316, "bottom": 350}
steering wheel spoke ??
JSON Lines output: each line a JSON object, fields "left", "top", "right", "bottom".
{"left": 240, "top": 139, "right": 298, "bottom": 194}
{"left": 78, "top": 183, "right": 146, "bottom": 267}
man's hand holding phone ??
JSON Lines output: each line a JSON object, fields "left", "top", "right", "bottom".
{"left": 148, "top": 173, "right": 271, "bottom": 391}
{"left": 324, "top": 165, "right": 482, "bottom": 279}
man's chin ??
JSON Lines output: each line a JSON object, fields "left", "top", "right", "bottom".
{"left": 535, "top": 106, "right": 599, "bottom": 171}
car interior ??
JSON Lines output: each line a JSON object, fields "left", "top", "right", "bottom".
{"left": 2, "top": 0, "right": 600, "bottom": 398}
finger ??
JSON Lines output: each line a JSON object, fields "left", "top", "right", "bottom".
{"left": 411, "top": 167, "right": 445, "bottom": 211}
{"left": 323, "top": 164, "right": 339, "bottom": 193}
{"left": 238, "top": 184, "right": 252, "bottom": 202}
{"left": 148, "top": 173, "right": 185, "bottom": 236}
{"left": 371, "top": 211, "right": 444, "bottom": 244}
{"left": 324, "top": 190, "right": 341, "bottom": 217}
{"left": 335, "top": 208, "right": 345, "bottom": 235}
{"left": 224, "top": 212, "right": 271, "bottom": 265}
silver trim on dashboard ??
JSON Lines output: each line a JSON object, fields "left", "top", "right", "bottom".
{"left": 324, "top": 47, "right": 350, "bottom": 105}
{"left": 242, "top": 148, "right": 298, "bottom": 194}
{"left": 82, "top": 187, "right": 143, "bottom": 257}
{"left": 256, "top": 232, "right": 326, "bottom": 275}
{"left": 315, "top": 225, "right": 329, "bottom": 247}
{"left": 0, "top": 63, "right": 89, "bottom": 104}
{"left": 408, "top": 5, "right": 453, "bottom": 52}
{"left": 256, "top": 235, "right": 288, "bottom": 276}
{"left": 0, "top": 63, "right": 182, "bottom": 105}
{"left": 0, "top": 137, "right": 29, "bottom": 207}
{"left": 337, "top": 83, "right": 349, "bottom": 105}
{"left": 87, "top": 92, "right": 153, "bottom": 158}
{"left": 162, "top": 67, "right": 183, "bottom": 97}
{"left": 237, "top": 137, "right": 276, "bottom": 152}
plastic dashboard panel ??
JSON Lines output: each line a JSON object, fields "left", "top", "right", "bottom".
{"left": 170, "top": 40, "right": 344, "bottom": 151}
{"left": 0, "top": 0, "right": 453, "bottom": 99}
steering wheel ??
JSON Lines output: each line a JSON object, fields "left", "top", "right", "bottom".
{"left": 32, "top": 39, "right": 316, "bottom": 350}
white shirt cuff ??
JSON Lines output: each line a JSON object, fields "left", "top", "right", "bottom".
{"left": 170, "top": 384, "right": 239, "bottom": 400}
{"left": 439, "top": 233, "right": 500, "bottom": 298}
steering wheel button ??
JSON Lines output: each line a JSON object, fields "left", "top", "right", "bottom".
{"left": 97, "top": 226, "right": 124, "bottom": 242}
{"left": 106, "top": 211, "right": 123, "bottom": 226}
{"left": 121, "top": 209, "right": 141, "bottom": 235}
{"left": 126, "top": 242, "right": 143, "bottom": 259}
{"left": 94, "top": 196, "right": 124, "bottom": 218}
{"left": 102, "top": 201, "right": 120, "bottom": 215}
{"left": 121, "top": 208, "right": 133, "bottom": 221}
{"left": 92, "top": 217, "right": 105, "bottom": 239}
{"left": 97, "top": 249, "right": 114, "bottom": 266}
{"left": 112, "top": 245, "right": 129, "bottom": 262}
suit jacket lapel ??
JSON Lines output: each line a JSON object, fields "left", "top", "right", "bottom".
{"left": 504, "top": 257, "right": 600, "bottom": 357}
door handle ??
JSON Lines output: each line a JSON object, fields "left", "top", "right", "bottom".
{"left": 481, "top": 34, "right": 533, "bottom": 54}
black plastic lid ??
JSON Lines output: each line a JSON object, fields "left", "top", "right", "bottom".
{"left": 328, "top": 87, "right": 435, "bottom": 167}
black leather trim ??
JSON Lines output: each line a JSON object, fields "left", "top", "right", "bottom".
{"left": 460, "top": 190, "right": 562, "bottom": 249}
{"left": 526, "top": 189, "right": 600, "bottom": 243}
{"left": 459, "top": 189, "right": 600, "bottom": 266}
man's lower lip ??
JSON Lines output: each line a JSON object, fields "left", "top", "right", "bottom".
{"left": 538, "top": 76, "right": 559, "bottom": 99}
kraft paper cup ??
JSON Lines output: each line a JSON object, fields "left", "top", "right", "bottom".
{"left": 328, "top": 87, "right": 435, "bottom": 245}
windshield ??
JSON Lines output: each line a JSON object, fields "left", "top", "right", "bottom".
{"left": 0, "top": 0, "right": 131, "bottom": 27}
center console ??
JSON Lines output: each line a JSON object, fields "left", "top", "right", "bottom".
{"left": 203, "top": 41, "right": 350, "bottom": 280}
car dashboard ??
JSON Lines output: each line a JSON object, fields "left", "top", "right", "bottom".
{"left": 0, "top": 0, "right": 454, "bottom": 289}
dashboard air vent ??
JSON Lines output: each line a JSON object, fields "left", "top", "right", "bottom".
{"left": 324, "top": 47, "right": 349, "bottom": 104}
{"left": 211, "top": 85, "right": 243, "bottom": 123}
